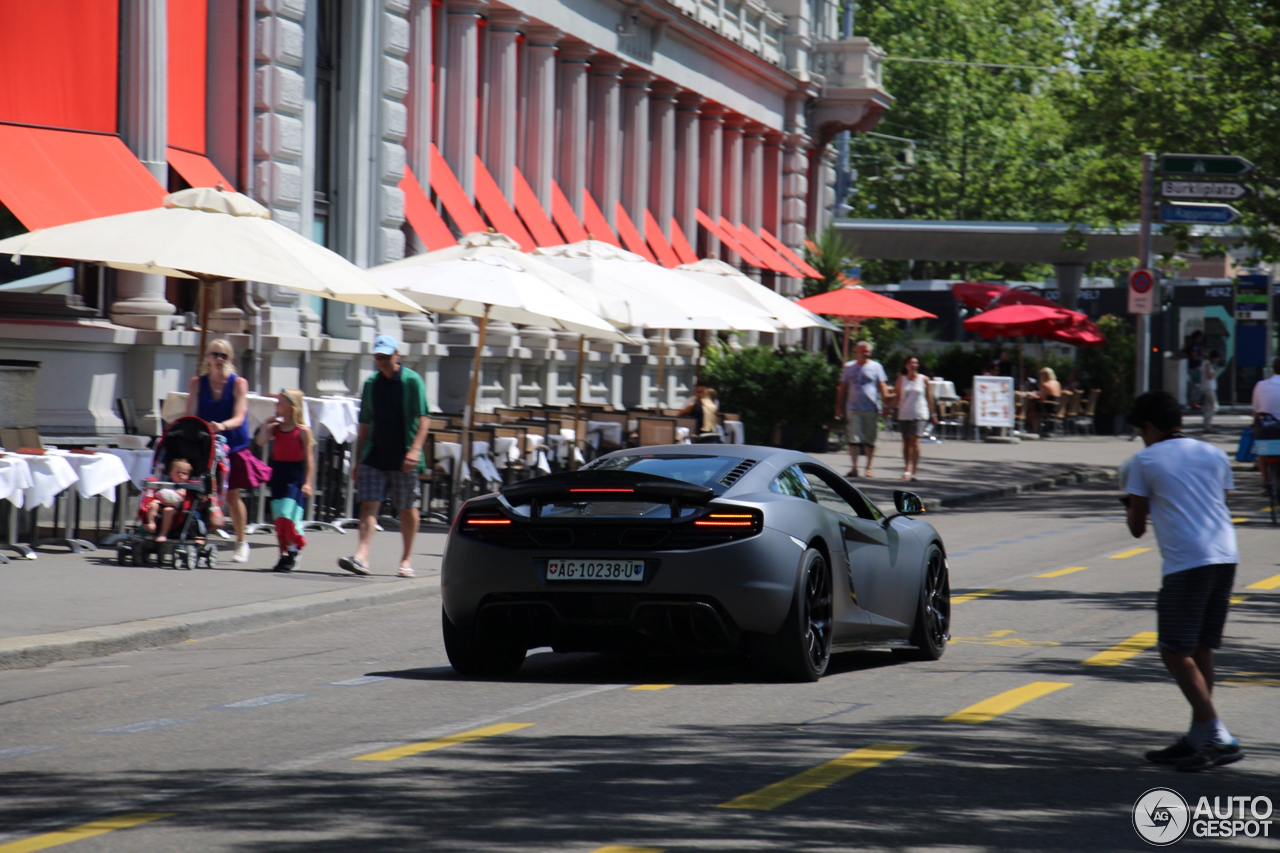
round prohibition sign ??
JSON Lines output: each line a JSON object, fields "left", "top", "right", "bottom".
{"left": 1130, "top": 269, "right": 1155, "bottom": 294}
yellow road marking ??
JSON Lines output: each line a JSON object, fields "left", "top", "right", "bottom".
{"left": 352, "top": 723, "right": 533, "bottom": 761}
{"left": 951, "top": 588, "right": 1002, "bottom": 604}
{"left": 1036, "top": 566, "right": 1088, "bottom": 578}
{"left": 591, "top": 848, "right": 664, "bottom": 853}
{"left": 1083, "top": 631, "right": 1158, "bottom": 666}
{"left": 0, "top": 812, "right": 173, "bottom": 853}
{"left": 1232, "top": 517, "right": 1249, "bottom": 524}
{"left": 629, "top": 684, "right": 675, "bottom": 691}
{"left": 1246, "top": 572, "right": 1280, "bottom": 590}
{"left": 987, "top": 629, "right": 1015, "bottom": 638}
{"left": 1230, "top": 595, "right": 1248, "bottom": 605}
{"left": 717, "top": 744, "right": 916, "bottom": 811}
{"left": 1222, "top": 678, "right": 1280, "bottom": 688}
{"left": 952, "top": 637, "right": 1060, "bottom": 647}
{"left": 1109, "top": 547, "right": 1151, "bottom": 559}
{"left": 943, "top": 682, "right": 1071, "bottom": 724}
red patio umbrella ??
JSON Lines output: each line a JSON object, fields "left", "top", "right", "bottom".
{"left": 1043, "top": 317, "right": 1106, "bottom": 348}
{"left": 796, "top": 283, "right": 936, "bottom": 360}
{"left": 964, "top": 303, "right": 1083, "bottom": 338}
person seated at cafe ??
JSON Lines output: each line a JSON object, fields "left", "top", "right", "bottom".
{"left": 1027, "top": 367, "right": 1062, "bottom": 434}
{"left": 678, "top": 384, "right": 722, "bottom": 443}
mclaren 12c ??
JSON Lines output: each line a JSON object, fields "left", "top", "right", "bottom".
{"left": 440, "top": 445, "right": 950, "bottom": 681}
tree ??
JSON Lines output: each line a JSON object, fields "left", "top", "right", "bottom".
{"left": 802, "top": 226, "right": 855, "bottom": 297}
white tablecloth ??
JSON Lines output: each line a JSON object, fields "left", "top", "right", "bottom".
{"left": 493, "top": 436, "right": 520, "bottom": 467}
{"left": 929, "top": 379, "right": 959, "bottom": 400}
{"left": 434, "top": 441, "right": 469, "bottom": 480}
{"left": 723, "top": 421, "right": 745, "bottom": 444}
{"left": 587, "top": 421, "right": 623, "bottom": 449}
{"left": 523, "top": 435, "right": 553, "bottom": 473}
{"left": 46, "top": 450, "right": 131, "bottom": 501}
{"left": 19, "top": 454, "right": 78, "bottom": 510}
{"left": 470, "top": 441, "right": 503, "bottom": 486}
{"left": 0, "top": 456, "right": 35, "bottom": 508}
{"left": 308, "top": 396, "right": 359, "bottom": 443}
{"left": 96, "top": 447, "right": 156, "bottom": 487}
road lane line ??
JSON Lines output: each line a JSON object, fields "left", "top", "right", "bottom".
{"left": 1083, "top": 632, "right": 1158, "bottom": 666}
{"left": 717, "top": 744, "right": 916, "bottom": 811}
{"left": 1246, "top": 572, "right": 1280, "bottom": 590}
{"left": 951, "top": 588, "right": 1002, "bottom": 604}
{"left": 943, "top": 682, "right": 1072, "bottom": 724}
{"left": 0, "top": 812, "right": 172, "bottom": 853}
{"left": 1231, "top": 517, "right": 1249, "bottom": 524}
{"left": 987, "top": 630, "right": 1015, "bottom": 638}
{"left": 1036, "top": 566, "right": 1088, "bottom": 579}
{"left": 1109, "top": 547, "right": 1151, "bottom": 559}
{"left": 352, "top": 722, "right": 534, "bottom": 761}
{"left": 591, "top": 847, "right": 664, "bottom": 853}
{"left": 1230, "top": 595, "right": 1248, "bottom": 605}
{"left": 629, "top": 684, "right": 675, "bottom": 691}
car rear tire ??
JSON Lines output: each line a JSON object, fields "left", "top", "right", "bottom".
{"left": 768, "top": 547, "right": 833, "bottom": 682}
{"left": 442, "top": 606, "right": 527, "bottom": 676}
{"left": 894, "top": 545, "right": 949, "bottom": 661}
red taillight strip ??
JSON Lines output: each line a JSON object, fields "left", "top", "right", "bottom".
{"left": 568, "top": 488, "right": 635, "bottom": 493}
{"left": 465, "top": 518, "right": 512, "bottom": 526}
{"left": 695, "top": 520, "right": 754, "bottom": 527}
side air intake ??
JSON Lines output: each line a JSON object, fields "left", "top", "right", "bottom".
{"left": 718, "top": 458, "right": 757, "bottom": 488}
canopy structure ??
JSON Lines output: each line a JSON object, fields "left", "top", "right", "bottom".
{"left": 675, "top": 259, "right": 837, "bottom": 332}
{"left": 795, "top": 282, "right": 937, "bottom": 360}
{"left": 963, "top": 304, "right": 1082, "bottom": 338}
{"left": 955, "top": 282, "right": 1106, "bottom": 348}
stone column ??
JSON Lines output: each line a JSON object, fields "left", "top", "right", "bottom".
{"left": 620, "top": 68, "right": 653, "bottom": 233}
{"left": 406, "top": 0, "right": 434, "bottom": 256}
{"left": 780, "top": 133, "right": 810, "bottom": 259}
{"left": 112, "top": 0, "right": 175, "bottom": 330}
{"left": 762, "top": 130, "right": 784, "bottom": 236}
{"left": 721, "top": 115, "right": 745, "bottom": 232}
{"left": 441, "top": 1, "right": 484, "bottom": 199}
{"left": 556, "top": 42, "right": 594, "bottom": 218}
{"left": 1054, "top": 263, "right": 1084, "bottom": 311}
{"left": 648, "top": 82, "right": 678, "bottom": 236}
{"left": 588, "top": 56, "right": 624, "bottom": 228}
{"left": 520, "top": 25, "right": 562, "bottom": 210}
{"left": 673, "top": 92, "right": 704, "bottom": 249}
{"left": 697, "top": 103, "right": 726, "bottom": 256}
{"left": 483, "top": 8, "right": 524, "bottom": 197}
{"left": 742, "top": 124, "right": 765, "bottom": 230}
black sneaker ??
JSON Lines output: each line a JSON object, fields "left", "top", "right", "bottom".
{"left": 1145, "top": 736, "right": 1196, "bottom": 764}
{"left": 1176, "top": 739, "right": 1243, "bottom": 772}
{"left": 273, "top": 553, "right": 295, "bottom": 573}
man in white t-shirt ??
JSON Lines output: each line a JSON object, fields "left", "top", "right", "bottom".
{"left": 1124, "top": 390, "right": 1241, "bottom": 772}
{"left": 1250, "top": 356, "right": 1280, "bottom": 487}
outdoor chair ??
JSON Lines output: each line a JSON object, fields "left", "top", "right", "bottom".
{"left": 1043, "top": 391, "right": 1072, "bottom": 438}
{"left": 937, "top": 400, "right": 966, "bottom": 441}
{"left": 116, "top": 397, "right": 140, "bottom": 435}
{"left": 1075, "top": 389, "right": 1100, "bottom": 436}
{"left": 0, "top": 429, "right": 21, "bottom": 451}
{"left": 1062, "top": 392, "right": 1083, "bottom": 436}
{"left": 491, "top": 425, "right": 530, "bottom": 483}
{"left": 636, "top": 417, "right": 677, "bottom": 446}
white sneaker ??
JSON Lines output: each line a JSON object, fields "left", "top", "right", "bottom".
{"left": 232, "top": 541, "right": 250, "bottom": 563}
{"left": 397, "top": 566, "right": 416, "bottom": 578}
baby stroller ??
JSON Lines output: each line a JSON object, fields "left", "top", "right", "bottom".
{"left": 116, "top": 416, "right": 226, "bottom": 570}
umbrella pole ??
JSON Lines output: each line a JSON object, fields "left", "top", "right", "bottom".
{"left": 197, "top": 278, "right": 213, "bottom": 364}
{"left": 655, "top": 330, "right": 667, "bottom": 411}
{"left": 842, "top": 320, "right": 849, "bottom": 362}
{"left": 572, "top": 333, "right": 586, "bottom": 471}
{"left": 456, "top": 312, "right": 489, "bottom": 509}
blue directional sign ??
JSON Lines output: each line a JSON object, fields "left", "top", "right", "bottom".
{"left": 1158, "top": 202, "right": 1240, "bottom": 225}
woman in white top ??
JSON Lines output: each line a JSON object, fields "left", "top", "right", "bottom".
{"left": 1200, "top": 350, "right": 1220, "bottom": 433}
{"left": 894, "top": 356, "right": 936, "bottom": 480}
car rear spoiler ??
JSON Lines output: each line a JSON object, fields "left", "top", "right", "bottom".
{"left": 501, "top": 471, "right": 714, "bottom": 505}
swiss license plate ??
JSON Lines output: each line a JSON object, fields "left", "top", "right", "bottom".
{"left": 546, "top": 559, "right": 645, "bottom": 582}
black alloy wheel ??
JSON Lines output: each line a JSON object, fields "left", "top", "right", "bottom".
{"left": 897, "top": 545, "right": 949, "bottom": 661}
{"left": 774, "top": 548, "right": 834, "bottom": 682}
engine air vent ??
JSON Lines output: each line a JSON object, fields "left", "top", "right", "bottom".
{"left": 718, "top": 458, "right": 757, "bottom": 488}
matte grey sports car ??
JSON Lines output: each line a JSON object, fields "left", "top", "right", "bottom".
{"left": 441, "top": 445, "right": 950, "bottom": 681}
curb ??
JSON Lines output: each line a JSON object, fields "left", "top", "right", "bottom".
{"left": 924, "top": 466, "right": 1117, "bottom": 511}
{"left": 0, "top": 576, "right": 441, "bottom": 671}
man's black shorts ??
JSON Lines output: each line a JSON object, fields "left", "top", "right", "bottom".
{"left": 1157, "top": 564, "right": 1236, "bottom": 655}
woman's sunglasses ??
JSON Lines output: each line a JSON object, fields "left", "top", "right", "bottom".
{"left": 207, "top": 352, "right": 229, "bottom": 360}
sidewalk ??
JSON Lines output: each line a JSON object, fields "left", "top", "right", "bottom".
{"left": 0, "top": 416, "right": 1253, "bottom": 671}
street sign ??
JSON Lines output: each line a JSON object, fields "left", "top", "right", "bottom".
{"left": 1160, "top": 180, "right": 1249, "bottom": 201}
{"left": 1158, "top": 202, "right": 1240, "bottom": 225}
{"left": 1129, "top": 269, "right": 1155, "bottom": 314}
{"left": 1159, "top": 154, "right": 1253, "bottom": 177}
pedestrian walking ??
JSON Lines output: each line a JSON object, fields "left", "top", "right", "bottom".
{"left": 1123, "top": 390, "right": 1242, "bottom": 771}
{"left": 835, "top": 340, "right": 890, "bottom": 478}
{"left": 338, "top": 335, "right": 431, "bottom": 578}
{"left": 892, "top": 355, "right": 935, "bottom": 480}
{"left": 1200, "top": 350, "right": 1220, "bottom": 433}
{"left": 186, "top": 338, "right": 270, "bottom": 562}
{"left": 256, "top": 389, "right": 314, "bottom": 573}
{"left": 1250, "top": 356, "right": 1280, "bottom": 489}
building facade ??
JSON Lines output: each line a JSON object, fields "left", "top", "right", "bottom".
{"left": 0, "top": 0, "right": 889, "bottom": 434}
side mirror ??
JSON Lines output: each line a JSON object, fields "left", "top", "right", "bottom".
{"left": 892, "top": 490, "right": 925, "bottom": 516}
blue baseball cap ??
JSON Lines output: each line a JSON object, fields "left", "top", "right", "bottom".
{"left": 372, "top": 334, "right": 398, "bottom": 355}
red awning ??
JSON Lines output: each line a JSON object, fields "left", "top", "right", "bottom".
{"left": 167, "top": 147, "right": 235, "bottom": 191}
{"left": 550, "top": 181, "right": 590, "bottom": 244}
{"left": 795, "top": 285, "right": 937, "bottom": 320}
{"left": 614, "top": 202, "right": 656, "bottom": 263}
{"left": 695, "top": 209, "right": 764, "bottom": 267}
{"left": 473, "top": 157, "right": 536, "bottom": 251}
{"left": 643, "top": 210, "right": 680, "bottom": 268}
{"left": 760, "top": 228, "right": 822, "bottom": 279}
{"left": 668, "top": 217, "right": 699, "bottom": 265}
{"left": 512, "top": 167, "right": 563, "bottom": 248}
{"left": 400, "top": 165, "right": 457, "bottom": 251}
{"left": 727, "top": 219, "right": 801, "bottom": 277}
{"left": 581, "top": 190, "right": 622, "bottom": 247}
{"left": 427, "top": 143, "right": 487, "bottom": 234}
{"left": 0, "top": 124, "right": 166, "bottom": 230}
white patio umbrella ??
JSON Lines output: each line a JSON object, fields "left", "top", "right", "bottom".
{"left": 0, "top": 186, "right": 424, "bottom": 359}
{"left": 369, "top": 232, "right": 631, "bottom": 481}
{"left": 676, "top": 258, "right": 839, "bottom": 332}
{"left": 534, "top": 240, "right": 779, "bottom": 411}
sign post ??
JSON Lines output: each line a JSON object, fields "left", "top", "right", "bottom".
{"left": 1129, "top": 269, "right": 1155, "bottom": 314}
{"left": 1160, "top": 180, "right": 1248, "bottom": 201}
{"left": 1158, "top": 202, "right": 1240, "bottom": 225}
{"left": 1135, "top": 152, "right": 1154, "bottom": 397}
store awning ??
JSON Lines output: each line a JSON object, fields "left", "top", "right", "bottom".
{"left": 473, "top": 156, "right": 535, "bottom": 251}
{"left": 643, "top": 210, "right": 680, "bottom": 268}
{"left": 761, "top": 227, "right": 822, "bottom": 278}
{"left": 669, "top": 217, "right": 699, "bottom": 265}
{"left": 167, "top": 146, "right": 235, "bottom": 191}
{"left": 513, "top": 167, "right": 564, "bottom": 248}
{"left": 427, "top": 143, "right": 487, "bottom": 234}
{"left": 581, "top": 190, "right": 622, "bottom": 248}
{"left": 400, "top": 165, "right": 457, "bottom": 251}
{"left": 614, "top": 202, "right": 656, "bottom": 263}
{"left": 695, "top": 209, "right": 764, "bottom": 268}
{"left": 550, "top": 181, "right": 590, "bottom": 244}
{"left": 730, "top": 222, "right": 802, "bottom": 277}
{"left": 0, "top": 124, "right": 166, "bottom": 230}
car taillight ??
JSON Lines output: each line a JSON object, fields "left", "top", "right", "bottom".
{"left": 692, "top": 507, "right": 762, "bottom": 537}
{"left": 461, "top": 513, "right": 512, "bottom": 531}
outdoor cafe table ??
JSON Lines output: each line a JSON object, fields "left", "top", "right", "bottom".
{"left": 0, "top": 454, "right": 36, "bottom": 561}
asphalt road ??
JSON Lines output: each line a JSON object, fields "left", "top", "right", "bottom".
{"left": 1, "top": 481, "right": 1277, "bottom": 852}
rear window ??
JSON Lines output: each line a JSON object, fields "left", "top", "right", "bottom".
{"left": 587, "top": 454, "right": 743, "bottom": 490}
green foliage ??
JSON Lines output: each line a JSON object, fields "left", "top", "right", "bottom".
{"left": 702, "top": 345, "right": 840, "bottom": 448}
{"left": 1079, "top": 315, "right": 1136, "bottom": 418}
{"left": 802, "top": 226, "right": 855, "bottom": 297}
{"left": 920, "top": 344, "right": 992, "bottom": 391}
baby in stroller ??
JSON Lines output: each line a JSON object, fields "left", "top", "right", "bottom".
{"left": 117, "top": 416, "right": 226, "bottom": 570}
